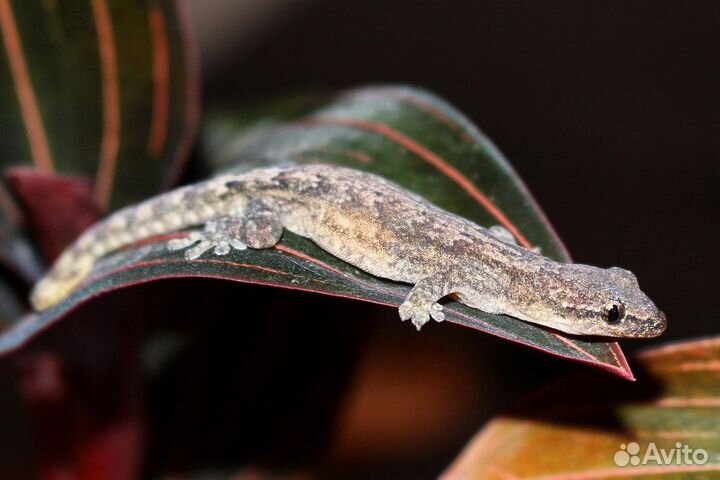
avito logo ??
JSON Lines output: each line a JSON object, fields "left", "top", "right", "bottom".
{"left": 614, "top": 442, "right": 709, "bottom": 467}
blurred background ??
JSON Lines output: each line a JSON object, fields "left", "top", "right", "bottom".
{"left": 181, "top": 0, "right": 719, "bottom": 476}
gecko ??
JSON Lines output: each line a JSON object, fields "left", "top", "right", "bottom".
{"left": 29, "top": 164, "right": 666, "bottom": 337}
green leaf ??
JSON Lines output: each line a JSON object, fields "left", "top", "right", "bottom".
{"left": 0, "top": 86, "right": 632, "bottom": 379}
{"left": 444, "top": 337, "right": 720, "bottom": 479}
{"left": 0, "top": 0, "right": 199, "bottom": 210}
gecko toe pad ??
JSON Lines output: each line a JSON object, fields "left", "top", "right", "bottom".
{"left": 167, "top": 228, "right": 247, "bottom": 260}
{"left": 167, "top": 232, "right": 203, "bottom": 251}
{"left": 399, "top": 294, "right": 444, "bottom": 330}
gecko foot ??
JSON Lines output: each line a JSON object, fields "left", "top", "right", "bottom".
{"left": 399, "top": 291, "right": 445, "bottom": 330}
{"left": 167, "top": 220, "right": 247, "bottom": 260}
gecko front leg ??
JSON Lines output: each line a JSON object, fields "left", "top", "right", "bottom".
{"left": 399, "top": 270, "right": 457, "bottom": 330}
{"left": 168, "top": 199, "right": 283, "bottom": 260}
{"left": 399, "top": 263, "right": 505, "bottom": 330}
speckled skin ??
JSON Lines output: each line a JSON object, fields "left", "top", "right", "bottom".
{"left": 30, "top": 165, "right": 666, "bottom": 337}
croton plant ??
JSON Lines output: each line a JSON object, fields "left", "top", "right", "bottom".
{"left": 0, "top": 1, "right": 717, "bottom": 478}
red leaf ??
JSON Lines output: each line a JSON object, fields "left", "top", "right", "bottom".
{"left": 6, "top": 168, "right": 101, "bottom": 261}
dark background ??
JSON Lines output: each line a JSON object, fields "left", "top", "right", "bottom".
{"left": 202, "top": 0, "right": 719, "bottom": 344}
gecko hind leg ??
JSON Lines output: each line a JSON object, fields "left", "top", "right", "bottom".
{"left": 489, "top": 225, "right": 518, "bottom": 245}
{"left": 167, "top": 218, "right": 248, "bottom": 260}
{"left": 238, "top": 199, "right": 283, "bottom": 249}
{"left": 167, "top": 200, "right": 283, "bottom": 260}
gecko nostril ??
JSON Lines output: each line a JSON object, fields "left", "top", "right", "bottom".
{"left": 643, "top": 312, "right": 668, "bottom": 336}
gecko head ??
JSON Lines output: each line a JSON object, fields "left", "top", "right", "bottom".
{"left": 551, "top": 265, "right": 667, "bottom": 338}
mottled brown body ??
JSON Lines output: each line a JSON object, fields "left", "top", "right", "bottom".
{"left": 30, "top": 165, "right": 666, "bottom": 338}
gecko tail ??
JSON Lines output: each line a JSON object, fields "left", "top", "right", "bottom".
{"left": 30, "top": 256, "right": 94, "bottom": 312}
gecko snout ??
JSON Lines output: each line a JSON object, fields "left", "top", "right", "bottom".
{"left": 651, "top": 310, "right": 668, "bottom": 336}
{"left": 633, "top": 309, "right": 667, "bottom": 338}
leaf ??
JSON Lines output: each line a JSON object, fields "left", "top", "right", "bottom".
{"left": 6, "top": 168, "right": 101, "bottom": 261}
{"left": 443, "top": 337, "right": 720, "bottom": 479}
{"left": 0, "top": 0, "right": 200, "bottom": 211}
{"left": 0, "top": 85, "right": 632, "bottom": 379}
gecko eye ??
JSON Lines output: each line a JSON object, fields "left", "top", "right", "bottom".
{"left": 603, "top": 301, "right": 626, "bottom": 324}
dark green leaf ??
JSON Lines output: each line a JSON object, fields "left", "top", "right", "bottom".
{"left": 0, "top": 86, "right": 633, "bottom": 378}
